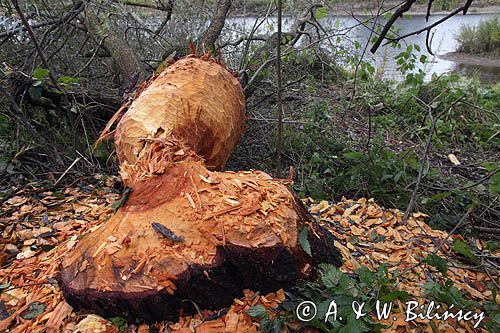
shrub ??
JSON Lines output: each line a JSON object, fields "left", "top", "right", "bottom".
{"left": 456, "top": 16, "right": 500, "bottom": 54}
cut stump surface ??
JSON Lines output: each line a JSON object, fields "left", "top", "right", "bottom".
{"left": 59, "top": 57, "right": 341, "bottom": 322}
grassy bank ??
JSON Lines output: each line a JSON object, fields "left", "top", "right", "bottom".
{"left": 457, "top": 15, "right": 500, "bottom": 55}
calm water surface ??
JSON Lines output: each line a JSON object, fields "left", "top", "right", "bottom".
{"left": 229, "top": 13, "right": 499, "bottom": 83}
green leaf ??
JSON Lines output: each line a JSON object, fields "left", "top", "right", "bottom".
{"left": 488, "top": 171, "right": 500, "bottom": 196}
{"left": 486, "top": 241, "right": 500, "bottom": 252}
{"left": 246, "top": 305, "right": 267, "bottom": 318}
{"left": 299, "top": 227, "right": 312, "bottom": 256}
{"left": 314, "top": 6, "right": 328, "bottom": 20}
{"left": 0, "top": 283, "right": 10, "bottom": 290}
{"left": 452, "top": 239, "right": 477, "bottom": 261}
{"left": 482, "top": 162, "right": 498, "bottom": 172}
{"left": 111, "top": 187, "right": 132, "bottom": 213}
{"left": 424, "top": 253, "right": 448, "bottom": 275}
{"left": 21, "top": 301, "right": 46, "bottom": 320}
{"left": 380, "top": 290, "right": 409, "bottom": 302}
{"left": 94, "top": 142, "right": 109, "bottom": 162}
{"left": 110, "top": 317, "right": 128, "bottom": 332}
{"left": 32, "top": 68, "right": 49, "bottom": 80}
{"left": 310, "top": 151, "right": 321, "bottom": 163}
{"left": 343, "top": 151, "right": 364, "bottom": 160}
{"left": 366, "top": 63, "right": 375, "bottom": 75}
{"left": 58, "top": 76, "right": 79, "bottom": 84}
{"left": 28, "top": 86, "right": 42, "bottom": 101}
{"left": 355, "top": 266, "right": 373, "bottom": 284}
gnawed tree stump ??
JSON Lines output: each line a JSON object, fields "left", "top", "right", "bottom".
{"left": 60, "top": 57, "right": 341, "bottom": 322}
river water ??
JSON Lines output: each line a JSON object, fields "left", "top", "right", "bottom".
{"left": 2, "top": 12, "right": 498, "bottom": 83}
{"left": 228, "top": 13, "right": 499, "bottom": 83}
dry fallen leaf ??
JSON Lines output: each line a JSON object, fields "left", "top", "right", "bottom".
{"left": 74, "top": 314, "right": 108, "bottom": 333}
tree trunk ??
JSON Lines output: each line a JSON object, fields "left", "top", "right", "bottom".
{"left": 59, "top": 57, "right": 341, "bottom": 323}
{"left": 84, "top": 7, "right": 146, "bottom": 92}
{"left": 198, "top": 0, "right": 232, "bottom": 53}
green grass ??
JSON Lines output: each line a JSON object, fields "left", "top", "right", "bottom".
{"left": 457, "top": 16, "right": 500, "bottom": 54}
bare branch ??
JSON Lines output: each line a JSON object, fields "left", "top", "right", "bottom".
{"left": 111, "top": 0, "right": 174, "bottom": 12}
{"left": 402, "top": 95, "right": 466, "bottom": 224}
{"left": 370, "top": 0, "right": 417, "bottom": 54}
{"left": 84, "top": 5, "right": 145, "bottom": 92}
{"left": 0, "top": 2, "right": 84, "bottom": 39}
{"left": 426, "top": 0, "right": 434, "bottom": 21}
{"left": 276, "top": 0, "right": 283, "bottom": 178}
{"left": 0, "top": 84, "right": 64, "bottom": 166}
{"left": 198, "top": 0, "right": 232, "bottom": 53}
{"left": 372, "top": 0, "right": 477, "bottom": 53}
{"left": 11, "top": 0, "right": 64, "bottom": 91}
{"left": 153, "top": 0, "right": 175, "bottom": 37}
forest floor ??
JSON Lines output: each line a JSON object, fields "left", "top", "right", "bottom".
{"left": 0, "top": 176, "right": 498, "bottom": 332}
{"left": 0, "top": 52, "right": 498, "bottom": 330}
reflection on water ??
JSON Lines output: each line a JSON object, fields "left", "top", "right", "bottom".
{"left": 452, "top": 63, "right": 500, "bottom": 84}
{"left": 339, "top": 13, "right": 499, "bottom": 83}
{"left": 229, "top": 13, "right": 499, "bottom": 83}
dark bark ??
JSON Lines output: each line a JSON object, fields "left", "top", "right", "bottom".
{"left": 84, "top": 7, "right": 146, "bottom": 92}
{"left": 197, "top": 0, "right": 232, "bottom": 53}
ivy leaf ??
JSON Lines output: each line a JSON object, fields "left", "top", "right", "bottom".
{"left": 380, "top": 290, "right": 409, "bottom": 302}
{"left": 28, "top": 86, "right": 42, "bottom": 101}
{"left": 343, "top": 151, "right": 364, "bottom": 160}
{"left": 58, "top": 76, "right": 80, "bottom": 85}
{"left": 94, "top": 142, "right": 110, "bottom": 162}
{"left": 246, "top": 305, "right": 267, "bottom": 318}
{"left": 486, "top": 241, "right": 500, "bottom": 252}
{"left": 110, "top": 317, "right": 128, "bottom": 332}
{"left": 424, "top": 253, "right": 448, "bottom": 276}
{"left": 299, "top": 227, "right": 311, "bottom": 256}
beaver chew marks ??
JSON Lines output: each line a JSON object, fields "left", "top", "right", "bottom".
{"left": 60, "top": 57, "right": 341, "bottom": 323}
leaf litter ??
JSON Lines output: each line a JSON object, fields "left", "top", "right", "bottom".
{"left": 0, "top": 179, "right": 498, "bottom": 332}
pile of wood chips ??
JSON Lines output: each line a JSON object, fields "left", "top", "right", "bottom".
{"left": 308, "top": 197, "right": 498, "bottom": 332}
{"left": 0, "top": 179, "right": 498, "bottom": 332}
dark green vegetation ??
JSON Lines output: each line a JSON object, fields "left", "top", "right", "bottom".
{"left": 457, "top": 15, "right": 500, "bottom": 54}
{"left": 229, "top": 48, "right": 500, "bottom": 238}
{"left": 245, "top": 263, "right": 500, "bottom": 332}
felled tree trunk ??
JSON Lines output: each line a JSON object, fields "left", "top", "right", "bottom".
{"left": 59, "top": 57, "right": 341, "bottom": 323}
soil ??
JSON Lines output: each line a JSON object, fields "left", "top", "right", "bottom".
{"left": 439, "top": 51, "right": 500, "bottom": 68}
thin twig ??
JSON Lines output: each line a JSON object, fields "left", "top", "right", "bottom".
{"left": 0, "top": 85, "right": 64, "bottom": 166}
{"left": 402, "top": 95, "right": 465, "bottom": 223}
{"left": 276, "top": 0, "right": 283, "bottom": 178}
{"left": 11, "top": 0, "right": 65, "bottom": 92}
{"left": 54, "top": 157, "right": 81, "bottom": 186}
